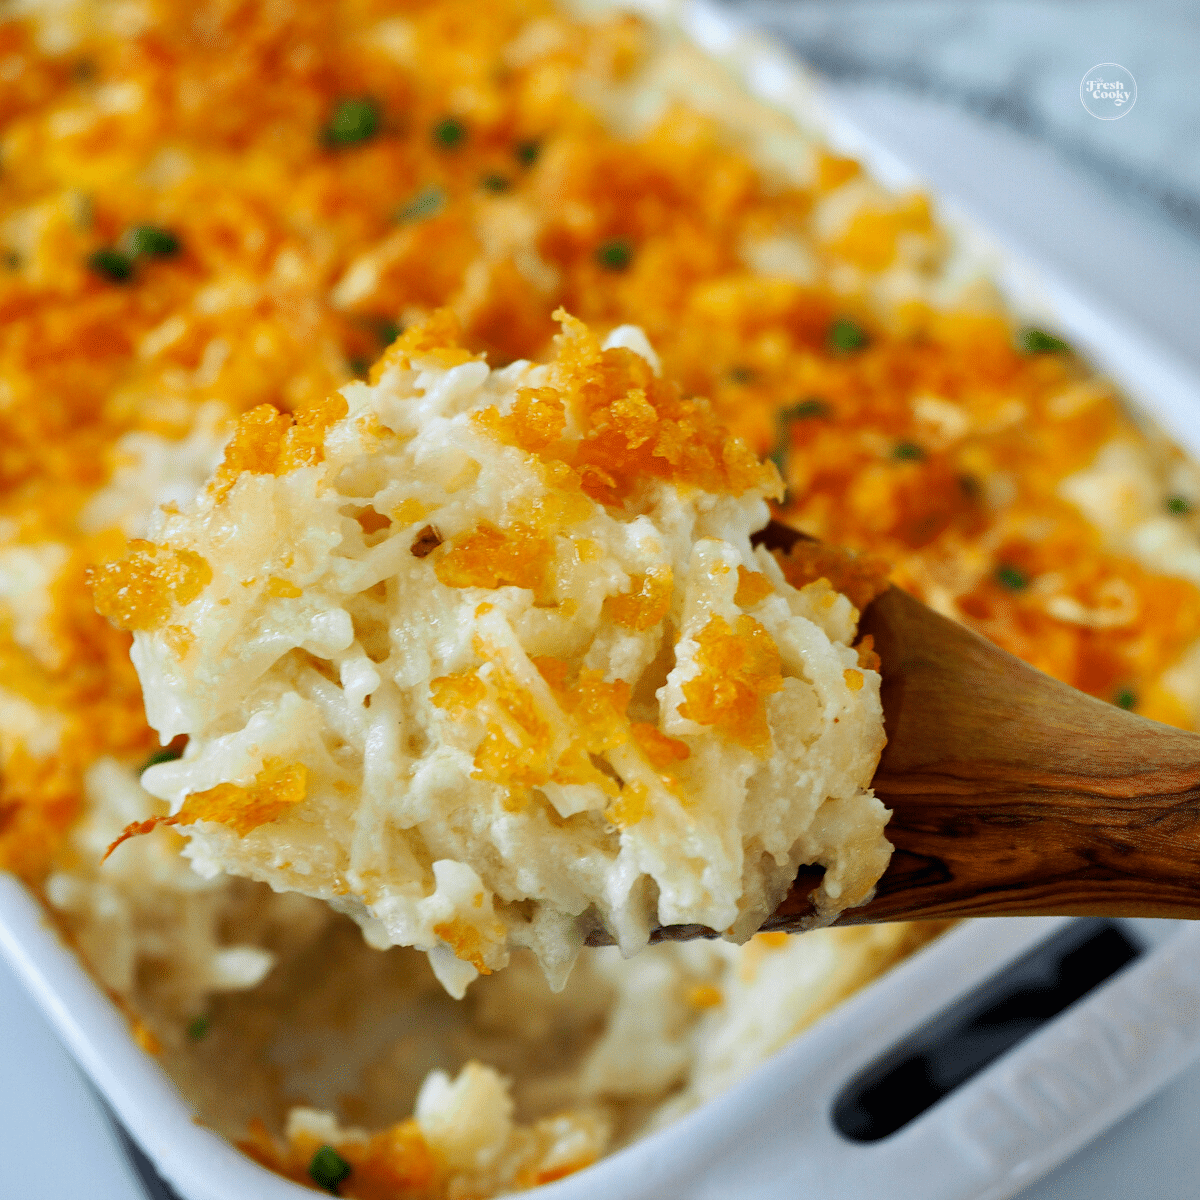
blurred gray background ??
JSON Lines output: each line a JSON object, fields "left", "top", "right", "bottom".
{"left": 729, "top": 1, "right": 1200, "bottom": 387}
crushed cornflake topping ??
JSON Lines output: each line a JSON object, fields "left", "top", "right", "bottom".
{"left": 88, "top": 541, "right": 212, "bottom": 632}
{"left": 209, "top": 394, "right": 350, "bottom": 502}
{"left": 677, "top": 614, "right": 784, "bottom": 756}
{"left": 608, "top": 566, "right": 673, "bottom": 631}
{"left": 772, "top": 541, "right": 892, "bottom": 614}
{"left": 105, "top": 758, "right": 307, "bottom": 858}
{"left": 435, "top": 521, "right": 555, "bottom": 597}
{"left": 734, "top": 566, "right": 774, "bottom": 609}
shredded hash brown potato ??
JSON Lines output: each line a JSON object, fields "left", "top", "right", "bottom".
{"left": 4, "top": 0, "right": 1200, "bottom": 1194}
{"left": 99, "top": 310, "right": 890, "bottom": 995}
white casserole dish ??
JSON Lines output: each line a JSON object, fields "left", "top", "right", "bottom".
{"left": 7, "top": 875, "right": 1200, "bottom": 1200}
{"left": 5, "top": 2, "right": 1200, "bottom": 1197}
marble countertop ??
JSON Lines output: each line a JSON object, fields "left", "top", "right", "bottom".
{"left": 735, "top": 1, "right": 1200, "bottom": 244}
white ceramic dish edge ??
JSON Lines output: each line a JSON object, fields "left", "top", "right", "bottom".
{"left": 0, "top": 875, "right": 304, "bottom": 1200}
{"left": 8, "top": 870, "right": 1200, "bottom": 1200}
{"left": 532, "top": 916, "right": 1200, "bottom": 1200}
{"left": 5, "top": 3, "right": 1200, "bottom": 1198}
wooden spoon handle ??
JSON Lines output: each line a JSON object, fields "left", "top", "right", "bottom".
{"left": 770, "top": 586, "right": 1200, "bottom": 930}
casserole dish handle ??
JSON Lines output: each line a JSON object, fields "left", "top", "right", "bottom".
{"left": 681, "top": 923, "right": 1200, "bottom": 1200}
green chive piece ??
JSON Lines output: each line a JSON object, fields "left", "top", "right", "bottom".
{"left": 324, "top": 97, "right": 380, "bottom": 147}
{"left": 2, "top": 250, "right": 18, "bottom": 270}
{"left": 782, "top": 399, "right": 830, "bottom": 422}
{"left": 768, "top": 430, "right": 786, "bottom": 473}
{"left": 349, "top": 357, "right": 370, "bottom": 378}
{"left": 396, "top": 186, "right": 445, "bottom": 223}
{"left": 1018, "top": 327, "right": 1070, "bottom": 355}
{"left": 309, "top": 1145, "right": 352, "bottom": 1194}
{"left": 515, "top": 139, "right": 540, "bottom": 167}
{"left": 728, "top": 366, "right": 755, "bottom": 384}
{"left": 1166, "top": 495, "right": 1193, "bottom": 515}
{"left": 377, "top": 322, "right": 400, "bottom": 347}
{"left": 995, "top": 564, "right": 1029, "bottom": 591}
{"left": 127, "top": 225, "right": 180, "bottom": 257}
{"left": 768, "top": 401, "right": 828, "bottom": 488}
{"left": 187, "top": 1014, "right": 211, "bottom": 1041}
{"left": 892, "top": 441, "right": 925, "bottom": 462}
{"left": 1115, "top": 688, "right": 1136, "bottom": 710}
{"left": 480, "top": 173, "right": 510, "bottom": 193}
{"left": 140, "top": 745, "right": 184, "bottom": 774}
{"left": 88, "top": 248, "right": 134, "bottom": 282}
{"left": 596, "top": 238, "right": 633, "bottom": 271}
{"left": 828, "top": 317, "right": 868, "bottom": 354}
{"left": 433, "top": 116, "right": 466, "bottom": 149}
{"left": 768, "top": 449, "right": 788, "bottom": 482}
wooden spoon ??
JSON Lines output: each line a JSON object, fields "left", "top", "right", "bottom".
{"left": 636, "top": 520, "right": 1200, "bottom": 944}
